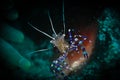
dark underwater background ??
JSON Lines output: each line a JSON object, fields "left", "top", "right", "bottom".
{"left": 0, "top": 0, "right": 120, "bottom": 80}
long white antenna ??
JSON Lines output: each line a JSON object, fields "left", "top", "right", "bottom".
{"left": 62, "top": 0, "right": 66, "bottom": 34}
{"left": 30, "top": 49, "right": 49, "bottom": 54}
{"left": 27, "top": 49, "right": 49, "bottom": 56}
{"left": 48, "top": 11, "right": 57, "bottom": 37}
{"left": 28, "top": 22, "right": 55, "bottom": 40}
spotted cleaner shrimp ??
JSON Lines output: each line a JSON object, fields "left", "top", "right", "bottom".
{"left": 28, "top": 1, "right": 92, "bottom": 79}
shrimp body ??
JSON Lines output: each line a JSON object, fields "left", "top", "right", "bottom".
{"left": 50, "top": 34, "right": 69, "bottom": 53}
